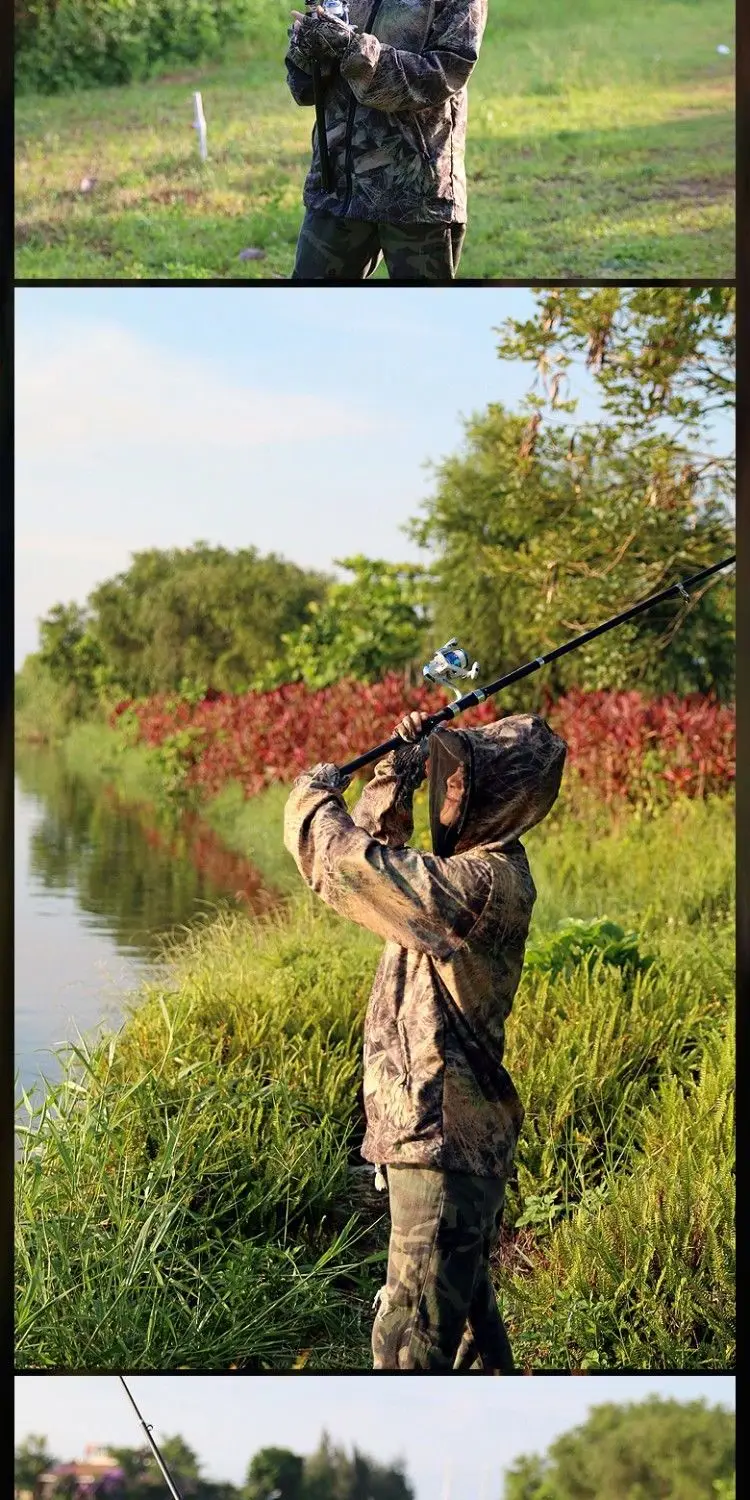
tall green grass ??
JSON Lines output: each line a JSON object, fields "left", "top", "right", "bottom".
{"left": 15, "top": 774, "right": 734, "bottom": 1370}
{"left": 508, "top": 1013, "right": 734, "bottom": 1369}
{"left": 16, "top": 895, "right": 380, "bottom": 1369}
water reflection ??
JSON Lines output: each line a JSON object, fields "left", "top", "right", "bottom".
{"left": 15, "top": 746, "right": 276, "bottom": 1093}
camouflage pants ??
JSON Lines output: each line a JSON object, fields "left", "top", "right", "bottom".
{"left": 372, "top": 1165, "right": 514, "bottom": 1373}
{"left": 292, "top": 210, "right": 466, "bottom": 282}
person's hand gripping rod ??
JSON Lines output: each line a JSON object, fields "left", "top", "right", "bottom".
{"left": 292, "top": 1, "right": 352, "bottom": 192}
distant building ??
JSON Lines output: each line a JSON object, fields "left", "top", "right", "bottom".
{"left": 37, "top": 1447, "right": 125, "bottom": 1500}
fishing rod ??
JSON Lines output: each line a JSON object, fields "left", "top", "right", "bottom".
{"left": 119, "top": 1377, "right": 185, "bottom": 1500}
{"left": 336, "top": 554, "right": 736, "bottom": 777}
{"left": 306, "top": 1, "right": 350, "bottom": 192}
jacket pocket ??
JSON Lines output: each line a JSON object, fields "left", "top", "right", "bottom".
{"left": 411, "top": 115, "right": 433, "bottom": 168}
{"left": 399, "top": 110, "right": 456, "bottom": 202}
{"left": 389, "top": 113, "right": 437, "bottom": 184}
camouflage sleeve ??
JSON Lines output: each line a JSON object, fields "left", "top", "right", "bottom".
{"left": 349, "top": 740, "right": 429, "bottom": 848}
{"left": 286, "top": 56, "right": 316, "bottom": 106}
{"left": 340, "top": 0, "right": 487, "bottom": 113}
{"left": 283, "top": 771, "right": 492, "bottom": 957}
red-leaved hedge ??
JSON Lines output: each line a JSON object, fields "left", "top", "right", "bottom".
{"left": 547, "top": 689, "right": 735, "bottom": 804}
{"left": 111, "top": 677, "right": 735, "bottom": 807}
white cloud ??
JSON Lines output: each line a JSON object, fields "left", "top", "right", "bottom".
{"left": 15, "top": 321, "right": 379, "bottom": 456}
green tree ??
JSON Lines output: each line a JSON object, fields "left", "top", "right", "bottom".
{"left": 150, "top": 1435, "right": 202, "bottom": 1494}
{"left": 503, "top": 1455, "right": 557, "bottom": 1500}
{"left": 406, "top": 289, "right": 735, "bottom": 706}
{"left": 245, "top": 1449, "right": 304, "bottom": 1500}
{"left": 302, "top": 1435, "right": 352, "bottom": 1500}
{"left": 36, "top": 602, "right": 107, "bottom": 717}
{"left": 86, "top": 543, "right": 332, "bottom": 698}
{"left": 495, "top": 287, "right": 734, "bottom": 438}
{"left": 15, "top": 1435, "right": 57, "bottom": 1492}
{"left": 502, "top": 1396, "right": 735, "bottom": 1500}
{"left": 359, "top": 1455, "right": 412, "bottom": 1500}
{"left": 14, "top": 653, "right": 79, "bottom": 742}
{"left": 495, "top": 287, "right": 734, "bottom": 435}
{"left": 107, "top": 1448, "right": 153, "bottom": 1485}
{"left": 37, "top": 602, "right": 90, "bottom": 681}
{"left": 274, "top": 555, "right": 433, "bottom": 690}
{"left": 301, "top": 1437, "right": 413, "bottom": 1500}
{"left": 106, "top": 1446, "right": 237, "bottom": 1500}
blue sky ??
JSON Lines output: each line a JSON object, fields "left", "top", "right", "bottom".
{"left": 15, "top": 287, "right": 574, "bottom": 668}
{"left": 15, "top": 1375, "right": 735, "bottom": 1495}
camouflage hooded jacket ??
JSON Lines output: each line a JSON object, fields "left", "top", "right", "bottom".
{"left": 283, "top": 715, "right": 567, "bottom": 1179}
{"left": 285, "top": 1, "right": 487, "bottom": 225}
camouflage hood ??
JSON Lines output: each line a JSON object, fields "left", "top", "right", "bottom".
{"left": 428, "top": 715, "right": 568, "bottom": 857}
{"left": 283, "top": 714, "right": 567, "bottom": 1180}
{"left": 285, "top": 0, "right": 488, "bottom": 226}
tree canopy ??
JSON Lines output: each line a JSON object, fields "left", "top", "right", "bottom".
{"left": 405, "top": 288, "right": 734, "bottom": 706}
{"left": 502, "top": 1396, "right": 735, "bottom": 1500}
{"left": 245, "top": 1448, "right": 304, "bottom": 1500}
{"left": 35, "top": 543, "right": 333, "bottom": 705}
{"left": 299, "top": 1435, "right": 413, "bottom": 1500}
{"left": 274, "top": 555, "right": 432, "bottom": 690}
{"left": 15, "top": 1435, "right": 57, "bottom": 1492}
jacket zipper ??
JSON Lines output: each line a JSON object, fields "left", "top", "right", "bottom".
{"left": 341, "top": 0, "right": 384, "bottom": 213}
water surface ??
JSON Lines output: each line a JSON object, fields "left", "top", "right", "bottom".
{"left": 15, "top": 746, "right": 273, "bottom": 1097}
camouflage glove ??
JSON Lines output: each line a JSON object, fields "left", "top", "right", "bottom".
{"left": 286, "top": 27, "right": 335, "bottom": 75}
{"left": 292, "top": 11, "right": 355, "bottom": 64}
{"left": 387, "top": 712, "right": 432, "bottom": 788}
{"left": 391, "top": 736, "right": 430, "bottom": 788}
{"left": 306, "top": 762, "right": 353, "bottom": 793}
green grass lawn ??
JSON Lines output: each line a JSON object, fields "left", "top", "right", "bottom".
{"left": 15, "top": 734, "right": 734, "bottom": 1371}
{"left": 15, "top": 0, "right": 735, "bottom": 279}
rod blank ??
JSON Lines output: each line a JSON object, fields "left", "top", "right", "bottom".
{"left": 119, "top": 1377, "right": 184, "bottom": 1500}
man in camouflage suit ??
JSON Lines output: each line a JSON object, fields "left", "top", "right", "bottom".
{"left": 284, "top": 707, "right": 567, "bottom": 1370}
{"left": 285, "top": 1, "right": 487, "bottom": 280}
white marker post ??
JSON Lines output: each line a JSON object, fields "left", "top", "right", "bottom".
{"left": 192, "top": 91, "right": 208, "bottom": 160}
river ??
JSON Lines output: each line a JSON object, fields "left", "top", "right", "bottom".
{"left": 14, "top": 746, "right": 275, "bottom": 1100}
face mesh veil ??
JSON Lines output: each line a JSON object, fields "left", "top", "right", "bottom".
{"left": 428, "top": 716, "right": 567, "bottom": 856}
{"left": 428, "top": 728, "right": 474, "bottom": 857}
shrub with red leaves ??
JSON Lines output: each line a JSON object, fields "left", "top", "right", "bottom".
{"left": 111, "top": 677, "right": 735, "bottom": 808}
{"left": 548, "top": 689, "right": 736, "bottom": 805}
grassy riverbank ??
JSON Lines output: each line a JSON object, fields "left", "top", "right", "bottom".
{"left": 15, "top": 0, "right": 734, "bottom": 279}
{"left": 15, "top": 725, "right": 734, "bottom": 1370}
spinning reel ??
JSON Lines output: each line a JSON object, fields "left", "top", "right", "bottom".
{"left": 422, "top": 639, "right": 481, "bottom": 702}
